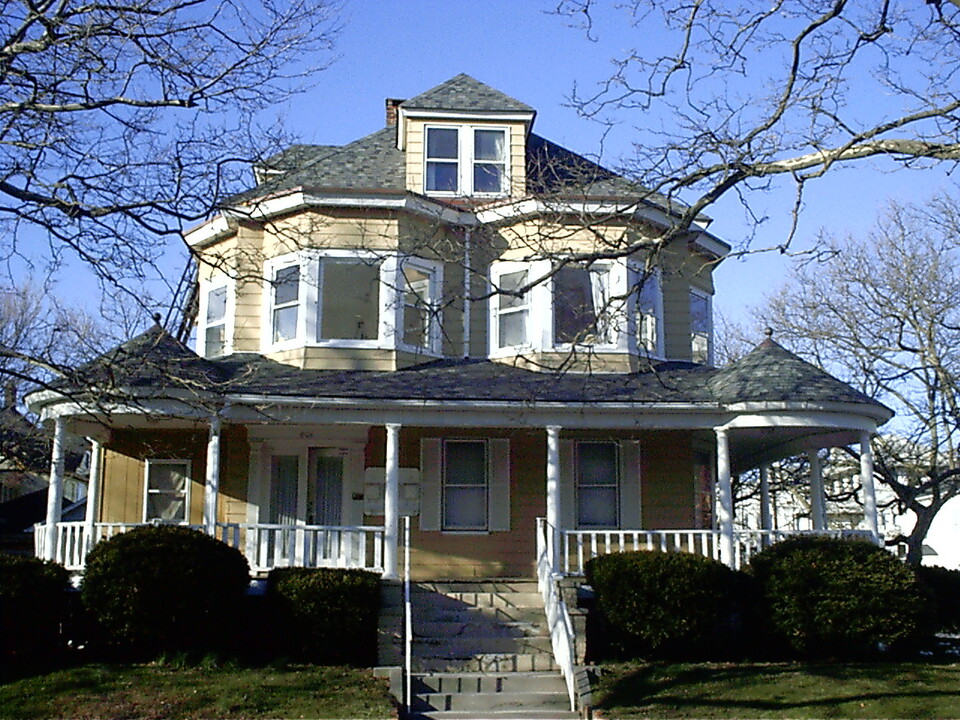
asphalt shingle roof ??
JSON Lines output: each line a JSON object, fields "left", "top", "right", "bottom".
{"left": 44, "top": 327, "right": 889, "bottom": 419}
{"left": 401, "top": 73, "right": 535, "bottom": 113}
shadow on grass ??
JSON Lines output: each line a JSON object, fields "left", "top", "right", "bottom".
{"left": 595, "top": 661, "right": 960, "bottom": 718}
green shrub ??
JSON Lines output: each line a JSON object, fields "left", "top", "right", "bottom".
{"left": 916, "top": 565, "right": 960, "bottom": 633}
{"left": 748, "top": 536, "right": 930, "bottom": 658}
{"left": 266, "top": 567, "right": 380, "bottom": 666}
{"left": 80, "top": 526, "right": 250, "bottom": 658}
{"left": 0, "top": 554, "right": 70, "bottom": 660}
{"left": 585, "top": 550, "right": 747, "bottom": 660}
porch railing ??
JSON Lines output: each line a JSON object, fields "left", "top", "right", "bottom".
{"left": 34, "top": 521, "right": 386, "bottom": 574}
{"left": 536, "top": 517, "right": 577, "bottom": 713}
{"left": 561, "top": 527, "right": 877, "bottom": 575}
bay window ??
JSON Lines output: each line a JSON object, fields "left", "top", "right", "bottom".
{"left": 496, "top": 268, "right": 531, "bottom": 349}
{"left": 424, "top": 126, "right": 507, "bottom": 196}
{"left": 553, "top": 263, "right": 617, "bottom": 345}
{"left": 636, "top": 270, "right": 663, "bottom": 357}
{"left": 264, "top": 251, "right": 442, "bottom": 354}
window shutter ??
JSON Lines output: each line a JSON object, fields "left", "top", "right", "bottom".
{"left": 619, "top": 440, "right": 642, "bottom": 529}
{"left": 559, "top": 440, "right": 576, "bottom": 529}
{"left": 488, "top": 439, "right": 511, "bottom": 532}
{"left": 419, "top": 438, "right": 442, "bottom": 531}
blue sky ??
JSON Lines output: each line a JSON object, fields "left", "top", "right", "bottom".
{"left": 260, "top": 0, "right": 954, "bottom": 334}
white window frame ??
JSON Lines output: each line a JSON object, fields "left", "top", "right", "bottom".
{"left": 143, "top": 459, "right": 191, "bottom": 524}
{"left": 488, "top": 259, "right": 550, "bottom": 357}
{"left": 441, "top": 438, "right": 489, "bottom": 533}
{"left": 633, "top": 267, "right": 664, "bottom": 359}
{"left": 264, "top": 255, "right": 305, "bottom": 351}
{"left": 423, "top": 125, "right": 509, "bottom": 197}
{"left": 262, "top": 250, "right": 444, "bottom": 355}
{"left": 574, "top": 441, "right": 620, "bottom": 530}
{"left": 690, "top": 288, "right": 714, "bottom": 365}
{"left": 395, "top": 256, "right": 444, "bottom": 356}
{"left": 550, "top": 259, "right": 630, "bottom": 352}
{"left": 197, "top": 277, "right": 234, "bottom": 358}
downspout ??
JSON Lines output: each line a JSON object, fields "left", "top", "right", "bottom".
{"left": 463, "top": 227, "right": 472, "bottom": 358}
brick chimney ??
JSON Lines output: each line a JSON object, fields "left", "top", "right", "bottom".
{"left": 385, "top": 98, "right": 404, "bottom": 127}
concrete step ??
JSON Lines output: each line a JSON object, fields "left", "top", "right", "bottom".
{"left": 413, "top": 671, "right": 568, "bottom": 695}
{"left": 413, "top": 652, "right": 560, "bottom": 673}
{"left": 413, "top": 636, "right": 553, "bottom": 658}
{"left": 412, "top": 690, "right": 570, "bottom": 713}
{"left": 414, "top": 619, "right": 546, "bottom": 639}
{"left": 415, "top": 580, "right": 540, "bottom": 594}
{"left": 413, "top": 604, "right": 546, "bottom": 625}
{"left": 413, "top": 591, "right": 544, "bottom": 609}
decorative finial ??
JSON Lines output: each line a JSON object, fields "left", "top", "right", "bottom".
{"left": 152, "top": 312, "right": 163, "bottom": 326}
{"left": 765, "top": 327, "right": 774, "bottom": 339}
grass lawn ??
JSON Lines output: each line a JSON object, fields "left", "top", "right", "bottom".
{"left": 592, "top": 661, "right": 960, "bottom": 719}
{"left": 0, "top": 662, "right": 396, "bottom": 719}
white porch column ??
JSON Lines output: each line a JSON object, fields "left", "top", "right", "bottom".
{"left": 860, "top": 431, "right": 880, "bottom": 543}
{"left": 43, "top": 417, "right": 67, "bottom": 561}
{"left": 808, "top": 449, "right": 826, "bottom": 531}
{"left": 203, "top": 415, "right": 222, "bottom": 535}
{"left": 546, "top": 425, "right": 561, "bottom": 572}
{"left": 715, "top": 427, "right": 735, "bottom": 568}
{"left": 83, "top": 439, "right": 103, "bottom": 554}
{"left": 759, "top": 463, "right": 772, "bottom": 544}
{"left": 383, "top": 423, "right": 401, "bottom": 580}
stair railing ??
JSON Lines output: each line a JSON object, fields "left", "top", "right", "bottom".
{"left": 536, "top": 517, "right": 577, "bottom": 712}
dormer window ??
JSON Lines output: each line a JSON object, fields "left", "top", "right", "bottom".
{"left": 424, "top": 126, "right": 507, "bottom": 196}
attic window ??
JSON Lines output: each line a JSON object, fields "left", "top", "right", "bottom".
{"left": 424, "top": 126, "right": 507, "bottom": 196}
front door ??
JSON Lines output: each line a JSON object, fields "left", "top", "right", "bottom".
{"left": 308, "top": 448, "right": 344, "bottom": 526}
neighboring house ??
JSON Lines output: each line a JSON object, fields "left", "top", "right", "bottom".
{"left": 26, "top": 74, "right": 892, "bottom": 582}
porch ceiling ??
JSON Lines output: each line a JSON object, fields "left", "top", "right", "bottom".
{"left": 727, "top": 425, "right": 862, "bottom": 474}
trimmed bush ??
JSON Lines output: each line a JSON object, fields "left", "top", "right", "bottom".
{"left": 80, "top": 525, "right": 250, "bottom": 658}
{"left": 916, "top": 565, "right": 960, "bottom": 634}
{"left": 0, "top": 554, "right": 70, "bottom": 661}
{"left": 748, "top": 536, "right": 930, "bottom": 658}
{"left": 585, "top": 550, "right": 747, "bottom": 660}
{"left": 266, "top": 567, "right": 380, "bottom": 666}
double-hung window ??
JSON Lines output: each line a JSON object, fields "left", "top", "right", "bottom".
{"left": 576, "top": 442, "right": 619, "bottom": 529}
{"left": 199, "top": 280, "right": 232, "bottom": 358}
{"left": 318, "top": 257, "right": 381, "bottom": 341}
{"left": 271, "top": 263, "right": 301, "bottom": 344}
{"left": 143, "top": 459, "right": 190, "bottom": 523}
{"left": 636, "top": 270, "right": 663, "bottom": 357}
{"left": 424, "top": 126, "right": 507, "bottom": 196}
{"left": 400, "top": 261, "right": 439, "bottom": 351}
{"left": 690, "top": 290, "right": 713, "bottom": 364}
{"left": 493, "top": 267, "right": 531, "bottom": 350}
{"left": 443, "top": 440, "right": 488, "bottom": 531}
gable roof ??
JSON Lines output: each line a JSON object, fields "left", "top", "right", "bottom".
{"left": 400, "top": 73, "right": 535, "bottom": 114}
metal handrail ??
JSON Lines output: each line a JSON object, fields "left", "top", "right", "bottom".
{"left": 402, "top": 516, "right": 412, "bottom": 715}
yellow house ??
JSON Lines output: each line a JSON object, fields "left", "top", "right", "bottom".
{"left": 29, "top": 74, "right": 891, "bottom": 582}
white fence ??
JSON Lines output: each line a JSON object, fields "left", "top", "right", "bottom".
{"left": 560, "top": 527, "right": 877, "bottom": 574}
{"left": 34, "top": 521, "right": 386, "bottom": 574}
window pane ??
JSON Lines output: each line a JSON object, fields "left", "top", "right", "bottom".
{"left": 320, "top": 259, "right": 381, "bottom": 340}
{"left": 445, "top": 442, "right": 486, "bottom": 485}
{"left": 498, "top": 270, "right": 527, "bottom": 309}
{"left": 498, "top": 310, "right": 527, "bottom": 348}
{"left": 444, "top": 486, "right": 487, "bottom": 529}
{"left": 270, "top": 455, "right": 299, "bottom": 526}
{"left": 147, "top": 493, "right": 186, "bottom": 522}
{"left": 555, "top": 265, "right": 608, "bottom": 343}
{"left": 273, "top": 305, "right": 298, "bottom": 343}
{"left": 403, "top": 266, "right": 432, "bottom": 348}
{"left": 474, "top": 163, "right": 503, "bottom": 193}
{"left": 426, "top": 161, "right": 458, "bottom": 192}
{"left": 474, "top": 130, "right": 505, "bottom": 161}
{"left": 274, "top": 265, "right": 299, "bottom": 305}
{"left": 578, "top": 487, "right": 617, "bottom": 528}
{"left": 206, "top": 286, "right": 227, "bottom": 323}
{"left": 577, "top": 443, "right": 618, "bottom": 486}
{"left": 427, "top": 128, "right": 459, "bottom": 159}
{"left": 149, "top": 464, "right": 187, "bottom": 493}
{"left": 690, "top": 293, "right": 710, "bottom": 334}
{"left": 638, "top": 277, "right": 659, "bottom": 352}
{"left": 205, "top": 325, "right": 225, "bottom": 356}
